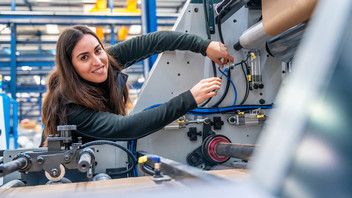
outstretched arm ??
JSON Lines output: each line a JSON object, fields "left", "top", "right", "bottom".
{"left": 107, "top": 31, "right": 234, "bottom": 68}
{"left": 107, "top": 31, "right": 211, "bottom": 68}
{"left": 66, "top": 77, "right": 221, "bottom": 141}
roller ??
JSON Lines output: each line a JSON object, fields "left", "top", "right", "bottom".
{"left": 234, "top": 0, "right": 318, "bottom": 50}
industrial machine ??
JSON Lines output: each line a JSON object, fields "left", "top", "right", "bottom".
{"left": 0, "top": 1, "right": 351, "bottom": 197}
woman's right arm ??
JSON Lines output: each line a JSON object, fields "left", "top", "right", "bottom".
{"left": 66, "top": 77, "right": 221, "bottom": 141}
{"left": 67, "top": 90, "right": 197, "bottom": 141}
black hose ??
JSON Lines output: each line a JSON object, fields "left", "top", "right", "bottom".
{"left": 80, "top": 140, "right": 137, "bottom": 175}
{"left": 211, "top": 69, "right": 231, "bottom": 107}
{"left": 200, "top": 1, "right": 218, "bottom": 107}
{"left": 138, "top": 163, "right": 155, "bottom": 176}
{"left": 127, "top": 139, "right": 138, "bottom": 177}
{"left": 202, "top": 0, "right": 217, "bottom": 76}
{"left": 208, "top": 6, "right": 233, "bottom": 108}
{"left": 239, "top": 61, "right": 249, "bottom": 105}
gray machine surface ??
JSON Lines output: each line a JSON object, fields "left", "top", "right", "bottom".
{"left": 131, "top": 0, "right": 282, "bottom": 167}
{"left": 1, "top": 1, "right": 351, "bottom": 197}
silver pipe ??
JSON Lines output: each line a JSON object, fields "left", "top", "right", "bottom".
{"left": 215, "top": 142, "right": 256, "bottom": 161}
{"left": 234, "top": 21, "right": 272, "bottom": 50}
{"left": 266, "top": 23, "right": 307, "bottom": 62}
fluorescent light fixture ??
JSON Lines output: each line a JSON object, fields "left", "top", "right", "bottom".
{"left": 88, "top": 26, "right": 96, "bottom": 33}
{"left": 129, "top": 25, "right": 142, "bottom": 35}
{"left": 1, "top": 27, "right": 10, "bottom": 34}
{"left": 33, "top": 75, "right": 41, "bottom": 85}
{"left": 46, "top": 24, "right": 59, "bottom": 34}
{"left": 137, "top": 77, "right": 145, "bottom": 83}
{"left": 21, "top": 66, "right": 32, "bottom": 71}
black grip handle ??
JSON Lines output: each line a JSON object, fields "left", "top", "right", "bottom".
{"left": 0, "top": 157, "right": 28, "bottom": 177}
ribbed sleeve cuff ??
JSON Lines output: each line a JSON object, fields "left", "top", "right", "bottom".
{"left": 201, "top": 40, "right": 212, "bottom": 56}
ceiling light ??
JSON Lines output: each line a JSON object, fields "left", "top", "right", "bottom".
{"left": 21, "top": 66, "right": 32, "bottom": 71}
{"left": 4, "top": 76, "right": 11, "bottom": 81}
{"left": 129, "top": 25, "right": 142, "bottom": 35}
{"left": 46, "top": 24, "right": 59, "bottom": 34}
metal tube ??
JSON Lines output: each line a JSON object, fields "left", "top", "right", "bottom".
{"left": 249, "top": 49, "right": 263, "bottom": 89}
{"left": 215, "top": 142, "right": 256, "bottom": 161}
{"left": 235, "top": 22, "right": 272, "bottom": 50}
{"left": 0, "top": 157, "right": 28, "bottom": 177}
{"left": 78, "top": 148, "right": 94, "bottom": 173}
{"left": 266, "top": 23, "right": 307, "bottom": 62}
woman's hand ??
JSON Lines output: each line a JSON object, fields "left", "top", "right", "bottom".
{"left": 206, "top": 41, "right": 234, "bottom": 67}
{"left": 190, "top": 77, "right": 222, "bottom": 104}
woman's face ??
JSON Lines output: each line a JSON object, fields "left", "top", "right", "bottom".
{"left": 71, "top": 34, "right": 108, "bottom": 83}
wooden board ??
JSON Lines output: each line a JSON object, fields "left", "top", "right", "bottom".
{"left": 0, "top": 169, "right": 247, "bottom": 197}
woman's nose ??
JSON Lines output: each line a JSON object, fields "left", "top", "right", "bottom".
{"left": 92, "top": 54, "right": 102, "bottom": 65}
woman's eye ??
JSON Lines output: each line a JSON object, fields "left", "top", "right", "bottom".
{"left": 96, "top": 48, "right": 102, "bottom": 54}
{"left": 81, "top": 55, "right": 88, "bottom": 61}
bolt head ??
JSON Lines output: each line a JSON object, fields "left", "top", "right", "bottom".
{"left": 51, "top": 169, "right": 58, "bottom": 176}
{"left": 37, "top": 156, "right": 44, "bottom": 164}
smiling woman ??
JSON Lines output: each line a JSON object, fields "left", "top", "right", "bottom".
{"left": 71, "top": 34, "right": 109, "bottom": 83}
{"left": 40, "top": 25, "right": 232, "bottom": 146}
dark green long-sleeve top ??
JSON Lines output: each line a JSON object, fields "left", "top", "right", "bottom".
{"left": 67, "top": 31, "right": 211, "bottom": 142}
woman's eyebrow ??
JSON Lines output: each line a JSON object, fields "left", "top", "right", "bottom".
{"left": 76, "top": 44, "right": 100, "bottom": 58}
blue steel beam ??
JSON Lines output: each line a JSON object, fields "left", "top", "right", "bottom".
{"left": 141, "top": 0, "right": 158, "bottom": 73}
{"left": 11, "top": 0, "right": 15, "bottom": 11}
{"left": 0, "top": 41, "right": 57, "bottom": 45}
{"left": 0, "top": 12, "right": 176, "bottom": 26}
{"left": 10, "top": 23, "right": 16, "bottom": 99}
{"left": 0, "top": 61, "right": 55, "bottom": 67}
{"left": 0, "top": 12, "right": 141, "bottom": 24}
{"left": 110, "top": 24, "right": 115, "bottom": 45}
{"left": 0, "top": 22, "right": 175, "bottom": 26}
{"left": 0, "top": 54, "right": 55, "bottom": 59}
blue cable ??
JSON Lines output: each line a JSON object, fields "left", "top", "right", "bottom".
{"left": 218, "top": 67, "right": 237, "bottom": 105}
{"left": 144, "top": 104, "right": 162, "bottom": 111}
{"left": 131, "top": 140, "right": 138, "bottom": 177}
{"left": 188, "top": 105, "right": 273, "bottom": 115}
{"left": 143, "top": 103, "right": 272, "bottom": 116}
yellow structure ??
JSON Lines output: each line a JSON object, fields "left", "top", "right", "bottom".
{"left": 89, "top": 0, "right": 141, "bottom": 40}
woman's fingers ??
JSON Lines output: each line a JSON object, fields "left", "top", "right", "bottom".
{"left": 190, "top": 77, "right": 222, "bottom": 104}
{"left": 206, "top": 41, "right": 235, "bottom": 67}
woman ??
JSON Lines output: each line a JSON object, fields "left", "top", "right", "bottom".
{"left": 41, "top": 25, "right": 234, "bottom": 145}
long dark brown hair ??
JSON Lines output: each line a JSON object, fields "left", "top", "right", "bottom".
{"left": 42, "top": 25, "right": 129, "bottom": 140}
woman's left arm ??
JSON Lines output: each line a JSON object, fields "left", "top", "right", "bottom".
{"left": 107, "top": 31, "right": 233, "bottom": 68}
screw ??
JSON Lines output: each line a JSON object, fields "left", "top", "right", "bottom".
{"left": 64, "top": 155, "right": 70, "bottom": 161}
{"left": 51, "top": 168, "right": 59, "bottom": 177}
{"left": 259, "top": 99, "right": 265, "bottom": 104}
{"left": 37, "top": 156, "right": 44, "bottom": 165}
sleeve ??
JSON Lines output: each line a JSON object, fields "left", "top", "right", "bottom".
{"left": 66, "top": 90, "right": 197, "bottom": 141}
{"left": 107, "top": 31, "right": 211, "bottom": 68}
